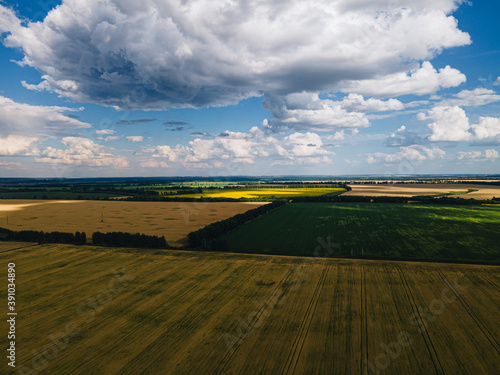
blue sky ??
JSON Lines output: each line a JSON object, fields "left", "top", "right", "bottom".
{"left": 0, "top": 0, "right": 499, "bottom": 177}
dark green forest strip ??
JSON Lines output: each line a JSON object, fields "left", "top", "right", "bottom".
{"left": 0, "top": 227, "right": 169, "bottom": 249}
{"left": 187, "top": 200, "right": 287, "bottom": 249}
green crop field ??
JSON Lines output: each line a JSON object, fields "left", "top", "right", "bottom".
{"left": 174, "top": 188, "right": 345, "bottom": 199}
{"left": 224, "top": 202, "right": 500, "bottom": 262}
{"left": 1, "top": 243, "right": 498, "bottom": 374}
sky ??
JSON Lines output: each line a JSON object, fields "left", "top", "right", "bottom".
{"left": 0, "top": 0, "right": 499, "bottom": 178}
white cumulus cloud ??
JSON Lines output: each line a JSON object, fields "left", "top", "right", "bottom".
{"left": 419, "top": 106, "right": 472, "bottom": 141}
{"left": 263, "top": 93, "right": 369, "bottom": 132}
{"left": 438, "top": 88, "right": 500, "bottom": 107}
{"left": 126, "top": 136, "right": 143, "bottom": 143}
{"left": 143, "top": 125, "right": 335, "bottom": 166}
{"left": 142, "top": 145, "right": 179, "bottom": 161}
{"left": 96, "top": 129, "right": 116, "bottom": 135}
{"left": 35, "top": 137, "right": 129, "bottom": 168}
{"left": 0, "top": 135, "right": 40, "bottom": 156}
{"left": 457, "top": 149, "right": 498, "bottom": 162}
{"left": 340, "top": 62, "right": 466, "bottom": 98}
{"left": 367, "top": 145, "right": 445, "bottom": 164}
{"left": 419, "top": 106, "right": 500, "bottom": 143}
{"left": 471, "top": 117, "right": 500, "bottom": 140}
{"left": 0, "top": 1, "right": 470, "bottom": 111}
{"left": 0, "top": 96, "right": 90, "bottom": 136}
{"left": 340, "top": 94, "right": 404, "bottom": 112}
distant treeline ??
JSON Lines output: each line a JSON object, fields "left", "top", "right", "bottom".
{"left": 291, "top": 195, "right": 404, "bottom": 203}
{"left": 411, "top": 195, "right": 500, "bottom": 205}
{"left": 0, "top": 228, "right": 169, "bottom": 249}
{"left": 291, "top": 195, "right": 500, "bottom": 205}
{"left": 188, "top": 200, "right": 287, "bottom": 250}
{"left": 0, "top": 228, "right": 86, "bottom": 244}
{"left": 124, "top": 196, "right": 278, "bottom": 202}
{"left": 251, "top": 182, "right": 350, "bottom": 187}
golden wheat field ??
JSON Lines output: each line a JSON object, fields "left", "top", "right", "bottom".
{"left": 0, "top": 200, "right": 266, "bottom": 246}
{"left": 1, "top": 242, "right": 498, "bottom": 374}
{"left": 344, "top": 183, "right": 500, "bottom": 199}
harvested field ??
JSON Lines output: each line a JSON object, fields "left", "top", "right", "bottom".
{"left": 344, "top": 183, "right": 500, "bottom": 199}
{"left": 0, "top": 243, "right": 498, "bottom": 374}
{"left": 0, "top": 200, "right": 266, "bottom": 246}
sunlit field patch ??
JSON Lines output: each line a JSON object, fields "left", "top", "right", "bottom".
{"left": 174, "top": 188, "right": 345, "bottom": 199}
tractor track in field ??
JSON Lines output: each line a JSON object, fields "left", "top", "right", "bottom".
{"left": 0, "top": 242, "right": 41, "bottom": 253}
{"left": 210, "top": 268, "right": 293, "bottom": 375}
{"left": 437, "top": 271, "right": 500, "bottom": 356}
{"left": 396, "top": 267, "right": 445, "bottom": 375}
{"left": 281, "top": 265, "right": 330, "bottom": 375}
{"left": 118, "top": 262, "right": 268, "bottom": 375}
{"left": 479, "top": 273, "right": 500, "bottom": 294}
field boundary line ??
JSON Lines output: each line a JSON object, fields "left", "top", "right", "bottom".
{"left": 0, "top": 242, "right": 41, "bottom": 254}
{"left": 281, "top": 264, "right": 329, "bottom": 375}
{"left": 438, "top": 271, "right": 500, "bottom": 355}
{"left": 396, "top": 267, "right": 445, "bottom": 375}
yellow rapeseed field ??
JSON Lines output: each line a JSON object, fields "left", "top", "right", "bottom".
{"left": 173, "top": 187, "right": 345, "bottom": 199}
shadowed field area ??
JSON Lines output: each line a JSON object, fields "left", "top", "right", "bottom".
{"left": 0, "top": 243, "right": 498, "bottom": 374}
{"left": 0, "top": 200, "right": 266, "bottom": 246}
{"left": 224, "top": 202, "right": 500, "bottom": 262}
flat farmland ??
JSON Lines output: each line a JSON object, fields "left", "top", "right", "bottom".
{"left": 0, "top": 243, "right": 498, "bottom": 374}
{"left": 224, "top": 202, "right": 500, "bottom": 262}
{"left": 344, "top": 183, "right": 500, "bottom": 199}
{"left": 173, "top": 187, "right": 345, "bottom": 199}
{"left": 0, "top": 200, "right": 266, "bottom": 246}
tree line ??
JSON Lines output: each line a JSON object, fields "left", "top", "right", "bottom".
{"left": 187, "top": 200, "right": 287, "bottom": 250}
{"left": 124, "top": 196, "right": 277, "bottom": 202}
{"left": 0, "top": 228, "right": 87, "bottom": 244}
{"left": 290, "top": 195, "right": 498, "bottom": 205}
{"left": 0, "top": 227, "right": 169, "bottom": 249}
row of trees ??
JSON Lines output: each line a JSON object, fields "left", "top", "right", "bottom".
{"left": 91, "top": 231, "right": 168, "bottom": 248}
{"left": 0, "top": 228, "right": 168, "bottom": 249}
{"left": 124, "top": 196, "right": 275, "bottom": 202}
{"left": 292, "top": 195, "right": 374, "bottom": 202}
{"left": 187, "top": 200, "right": 287, "bottom": 249}
{"left": 291, "top": 195, "right": 496, "bottom": 205}
{"left": 0, "top": 228, "right": 87, "bottom": 244}
{"left": 410, "top": 196, "right": 493, "bottom": 205}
